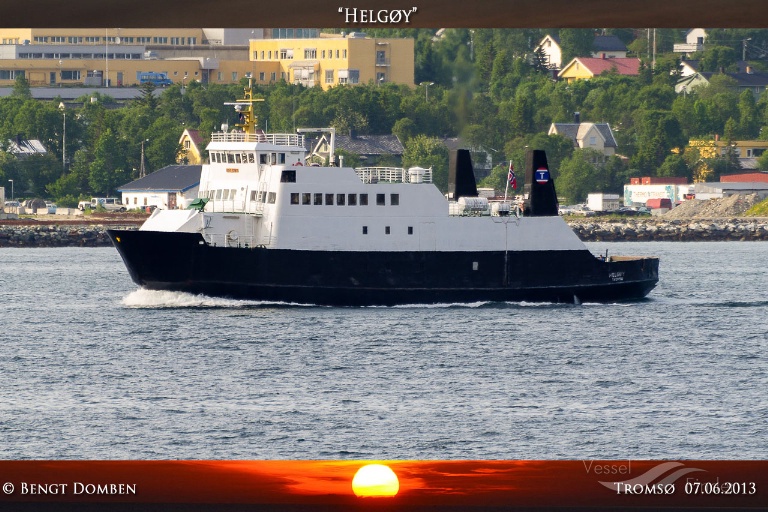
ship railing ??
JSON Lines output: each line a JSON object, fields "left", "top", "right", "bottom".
{"left": 204, "top": 199, "right": 264, "bottom": 217}
{"left": 355, "top": 167, "right": 433, "bottom": 184}
{"left": 210, "top": 132, "right": 305, "bottom": 147}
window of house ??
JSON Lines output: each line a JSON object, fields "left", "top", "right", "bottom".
{"left": 259, "top": 72, "right": 265, "bottom": 81}
{"left": 232, "top": 72, "right": 238, "bottom": 81}
{"left": 217, "top": 71, "right": 223, "bottom": 81}
{"left": 325, "top": 70, "right": 334, "bottom": 83}
{"left": 60, "top": 70, "right": 81, "bottom": 80}
{"left": 376, "top": 193, "right": 385, "bottom": 206}
{"left": 304, "top": 48, "right": 317, "bottom": 59}
{"left": 270, "top": 72, "right": 276, "bottom": 81}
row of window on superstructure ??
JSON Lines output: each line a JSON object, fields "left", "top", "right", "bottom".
{"left": 289, "top": 193, "right": 400, "bottom": 207}
{"left": 210, "top": 152, "right": 288, "bottom": 165}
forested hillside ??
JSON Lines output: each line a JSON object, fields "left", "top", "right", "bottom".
{"left": 3, "top": 28, "right": 768, "bottom": 206}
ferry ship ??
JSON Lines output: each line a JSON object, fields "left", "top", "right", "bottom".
{"left": 108, "top": 82, "right": 659, "bottom": 306}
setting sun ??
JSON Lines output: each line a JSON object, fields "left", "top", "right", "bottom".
{"left": 351, "top": 464, "right": 400, "bottom": 497}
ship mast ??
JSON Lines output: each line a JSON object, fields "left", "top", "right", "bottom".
{"left": 226, "top": 76, "right": 264, "bottom": 135}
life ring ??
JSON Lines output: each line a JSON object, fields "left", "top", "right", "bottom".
{"left": 295, "top": 162, "right": 303, "bottom": 166}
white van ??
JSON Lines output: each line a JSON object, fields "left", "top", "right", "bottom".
{"left": 90, "top": 197, "right": 126, "bottom": 212}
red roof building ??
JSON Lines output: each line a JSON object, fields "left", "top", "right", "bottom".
{"left": 558, "top": 57, "right": 641, "bottom": 83}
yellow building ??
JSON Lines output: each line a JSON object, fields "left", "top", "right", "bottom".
{"left": 0, "top": 28, "right": 264, "bottom": 87}
{"left": 249, "top": 33, "right": 414, "bottom": 89}
{"left": 558, "top": 57, "right": 641, "bottom": 84}
{"left": 0, "top": 29, "right": 413, "bottom": 89}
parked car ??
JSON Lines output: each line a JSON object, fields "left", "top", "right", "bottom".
{"left": 78, "top": 200, "right": 92, "bottom": 211}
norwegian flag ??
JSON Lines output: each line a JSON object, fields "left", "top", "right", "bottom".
{"left": 507, "top": 161, "right": 517, "bottom": 189}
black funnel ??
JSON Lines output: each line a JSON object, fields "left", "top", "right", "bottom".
{"left": 524, "top": 149, "right": 559, "bottom": 216}
{"left": 448, "top": 149, "right": 478, "bottom": 200}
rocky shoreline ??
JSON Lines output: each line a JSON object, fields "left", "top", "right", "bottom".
{"left": 0, "top": 222, "right": 142, "bottom": 248}
{"left": 1, "top": 218, "right": 768, "bottom": 247}
{"left": 566, "top": 217, "right": 768, "bottom": 242}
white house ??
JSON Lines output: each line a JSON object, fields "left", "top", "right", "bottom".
{"left": 548, "top": 118, "right": 618, "bottom": 161}
{"left": 674, "top": 28, "right": 707, "bottom": 55}
{"left": 118, "top": 164, "right": 201, "bottom": 210}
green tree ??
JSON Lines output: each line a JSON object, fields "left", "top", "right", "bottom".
{"left": 402, "top": 135, "right": 449, "bottom": 192}
{"left": 12, "top": 74, "right": 32, "bottom": 99}
{"left": 558, "top": 29, "right": 596, "bottom": 66}
{"left": 555, "top": 149, "right": 606, "bottom": 203}
{"left": 88, "top": 128, "right": 128, "bottom": 195}
{"left": 657, "top": 153, "right": 690, "bottom": 179}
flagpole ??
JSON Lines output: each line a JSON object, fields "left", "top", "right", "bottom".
{"left": 504, "top": 160, "right": 510, "bottom": 203}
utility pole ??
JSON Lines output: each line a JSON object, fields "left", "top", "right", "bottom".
{"left": 139, "top": 139, "right": 149, "bottom": 178}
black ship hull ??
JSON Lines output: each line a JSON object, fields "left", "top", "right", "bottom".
{"left": 108, "top": 229, "right": 659, "bottom": 306}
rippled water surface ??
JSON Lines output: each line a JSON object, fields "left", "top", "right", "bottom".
{"left": 1, "top": 242, "right": 766, "bottom": 459}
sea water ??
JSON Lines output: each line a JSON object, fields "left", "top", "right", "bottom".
{"left": 1, "top": 242, "right": 766, "bottom": 459}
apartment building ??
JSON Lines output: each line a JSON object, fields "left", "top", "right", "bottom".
{"left": 0, "top": 28, "right": 320, "bottom": 87}
{"left": 0, "top": 29, "right": 412, "bottom": 89}
{"left": 249, "top": 32, "right": 414, "bottom": 89}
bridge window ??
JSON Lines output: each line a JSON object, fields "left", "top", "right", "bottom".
{"left": 376, "top": 193, "right": 385, "bottom": 206}
{"left": 280, "top": 170, "right": 296, "bottom": 182}
{"left": 390, "top": 194, "right": 399, "bottom": 206}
